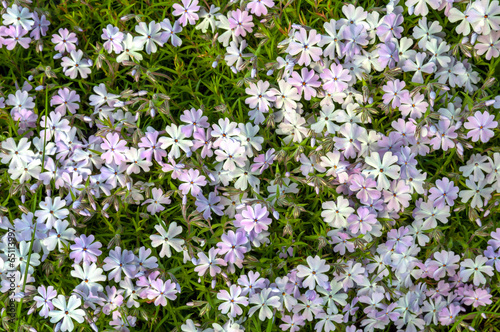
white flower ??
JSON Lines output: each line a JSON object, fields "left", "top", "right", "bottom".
{"left": 61, "top": 50, "right": 91, "bottom": 79}
{"left": 296, "top": 255, "right": 330, "bottom": 290}
{"left": 116, "top": 33, "right": 144, "bottom": 63}
{"left": 150, "top": 222, "right": 185, "bottom": 258}
{"left": 48, "top": 295, "right": 85, "bottom": 332}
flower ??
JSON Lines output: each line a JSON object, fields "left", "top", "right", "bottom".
{"left": 321, "top": 196, "right": 354, "bottom": 228}
{"left": 382, "top": 79, "right": 409, "bottom": 108}
{"left": 134, "top": 21, "right": 164, "bottom": 54}
{"left": 463, "top": 288, "right": 492, "bottom": 308}
{"left": 321, "top": 63, "right": 352, "bottom": 93}
{"left": 348, "top": 207, "right": 378, "bottom": 234}
{"left": 101, "top": 24, "right": 124, "bottom": 54}
{"left": 287, "top": 68, "right": 321, "bottom": 100}
{"left": 61, "top": 50, "right": 91, "bottom": 79}
{"left": 142, "top": 188, "right": 171, "bottom": 214}
{"left": 427, "top": 250, "right": 460, "bottom": 280}
{"left": 48, "top": 295, "right": 85, "bottom": 332}
{"left": 296, "top": 255, "right": 330, "bottom": 290}
{"left": 464, "top": 111, "right": 498, "bottom": 143}
{"left": 363, "top": 151, "right": 400, "bottom": 190}
{"left": 160, "top": 19, "right": 182, "bottom": 47}
{"left": 173, "top": 0, "right": 200, "bottom": 26}
{"left": 237, "top": 204, "right": 272, "bottom": 234}
{"left": 217, "top": 285, "right": 248, "bottom": 317}
{"left": 194, "top": 247, "right": 226, "bottom": 277}
{"left": 159, "top": 124, "right": 193, "bottom": 159}
{"left": 459, "top": 179, "right": 494, "bottom": 208}
{"left": 35, "top": 196, "right": 69, "bottom": 229}
{"left": 286, "top": 28, "right": 322, "bottom": 66}
{"left": 51, "top": 88, "right": 80, "bottom": 115}
{"left": 178, "top": 169, "right": 207, "bottom": 196}
{"left": 70, "top": 234, "right": 103, "bottom": 264}
{"left": 216, "top": 230, "right": 248, "bottom": 265}
{"left": 147, "top": 278, "right": 178, "bottom": 306}
{"left": 51, "top": 28, "right": 78, "bottom": 53}
{"left": 246, "top": 0, "right": 275, "bottom": 16}
{"left": 2, "top": 4, "right": 34, "bottom": 30}
{"left": 245, "top": 80, "right": 276, "bottom": 113}
{"left": 150, "top": 222, "right": 184, "bottom": 258}
{"left": 248, "top": 288, "right": 281, "bottom": 321}
{"left": 459, "top": 255, "right": 494, "bottom": 286}
{"left": 71, "top": 262, "right": 106, "bottom": 293}
{"left": 103, "top": 247, "right": 137, "bottom": 282}
{"left": 34, "top": 285, "right": 57, "bottom": 318}
{"left": 228, "top": 9, "right": 254, "bottom": 37}
{"left": 116, "top": 33, "right": 144, "bottom": 63}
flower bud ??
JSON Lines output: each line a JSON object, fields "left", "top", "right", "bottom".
{"left": 212, "top": 60, "right": 218, "bottom": 68}
{"left": 266, "top": 69, "right": 274, "bottom": 76}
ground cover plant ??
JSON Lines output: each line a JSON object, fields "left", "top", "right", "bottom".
{"left": 0, "top": 0, "right": 500, "bottom": 331}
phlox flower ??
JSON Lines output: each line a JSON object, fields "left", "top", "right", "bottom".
{"left": 192, "top": 128, "right": 214, "bottom": 158}
{"left": 228, "top": 9, "right": 254, "bottom": 37}
{"left": 438, "top": 304, "right": 463, "bottom": 326}
{"left": 159, "top": 124, "right": 193, "bottom": 159}
{"left": 321, "top": 196, "right": 354, "bottom": 228}
{"left": 382, "top": 79, "right": 409, "bottom": 108}
{"left": 51, "top": 88, "right": 80, "bottom": 115}
{"left": 286, "top": 28, "right": 322, "bottom": 66}
{"left": 464, "top": 111, "right": 498, "bottom": 143}
{"left": 34, "top": 285, "right": 57, "bottom": 318}
{"left": 217, "top": 285, "right": 248, "bottom": 317}
{"left": 333, "top": 123, "right": 363, "bottom": 159}
{"left": 348, "top": 207, "right": 378, "bottom": 234}
{"left": 48, "top": 295, "right": 85, "bottom": 332}
{"left": 103, "top": 247, "right": 137, "bottom": 282}
{"left": 245, "top": 80, "right": 276, "bottom": 113}
{"left": 248, "top": 288, "right": 281, "bottom": 321}
{"left": 280, "top": 314, "right": 305, "bottom": 332}
{"left": 430, "top": 118, "right": 457, "bottom": 151}
{"left": 70, "top": 234, "right": 103, "bottom": 264}
{"left": 134, "top": 21, "right": 164, "bottom": 54}
{"left": 237, "top": 204, "right": 272, "bottom": 234}
{"left": 194, "top": 247, "right": 226, "bottom": 277}
{"left": 150, "top": 222, "right": 184, "bottom": 258}
{"left": 277, "top": 111, "right": 309, "bottom": 144}
{"left": 319, "top": 19, "right": 344, "bottom": 59}
{"left": 335, "top": 261, "right": 366, "bottom": 291}
{"left": 71, "top": 262, "right": 106, "bottom": 293}
{"left": 196, "top": 5, "right": 221, "bottom": 33}
{"left": 269, "top": 81, "right": 300, "bottom": 113}
{"left": 61, "top": 50, "right": 91, "bottom": 79}
{"left": 363, "top": 151, "right": 400, "bottom": 191}
{"left": 402, "top": 52, "right": 436, "bottom": 84}
{"left": 101, "top": 24, "right": 124, "bottom": 54}
{"left": 246, "top": 0, "right": 275, "bottom": 16}
{"left": 2, "top": 4, "right": 34, "bottom": 31}
{"left": 460, "top": 255, "right": 494, "bottom": 286}
{"left": 100, "top": 133, "right": 127, "bottom": 165}
{"left": 178, "top": 169, "right": 207, "bottom": 197}
{"left": 173, "top": 0, "right": 200, "bottom": 26}
{"left": 376, "top": 13, "right": 403, "bottom": 42}
{"left": 147, "top": 279, "right": 178, "bottom": 306}
{"left": 467, "top": 0, "right": 500, "bottom": 35}
{"left": 383, "top": 180, "right": 411, "bottom": 212}
{"left": 428, "top": 177, "right": 459, "bottom": 208}
{"left": 287, "top": 69, "right": 321, "bottom": 102}
{"left": 217, "top": 230, "right": 248, "bottom": 265}
{"left": 195, "top": 192, "right": 224, "bottom": 220}
{"left": 460, "top": 178, "right": 494, "bottom": 208}
{"left": 51, "top": 28, "right": 78, "bottom": 53}
{"left": 225, "top": 40, "right": 251, "bottom": 71}
{"left": 35, "top": 196, "right": 69, "bottom": 229}
{"left": 3, "top": 25, "right": 31, "bottom": 50}
{"left": 320, "top": 63, "right": 352, "bottom": 93}
{"left": 462, "top": 288, "right": 492, "bottom": 308}
{"left": 142, "top": 188, "right": 171, "bottom": 214}
{"left": 124, "top": 148, "right": 152, "bottom": 174}
{"left": 180, "top": 108, "right": 209, "bottom": 137}
{"left": 414, "top": 200, "right": 450, "bottom": 229}
{"left": 160, "top": 19, "right": 182, "bottom": 47}
{"left": 215, "top": 140, "right": 246, "bottom": 171}
{"left": 116, "top": 33, "right": 144, "bottom": 63}
{"left": 297, "top": 255, "right": 330, "bottom": 290}
{"left": 427, "top": 250, "right": 460, "bottom": 280}
{"left": 475, "top": 31, "right": 500, "bottom": 60}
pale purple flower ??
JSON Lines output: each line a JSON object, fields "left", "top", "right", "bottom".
{"left": 321, "top": 196, "right": 354, "bottom": 228}
{"left": 475, "top": 31, "right": 500, "bottom": 60}
{"left": 180, "top": 108, "right": 209, "bottom": 137}
{"left": 192, "top": 128, "right": 214, "bottom": 158}
{"left": 70, "top": 234, "right": 102, "bottom": 264}
{"left": 160, "top": 19, "right": 183, "bottom": 47}
{"left": 462, "top": 288, "right": 492, "bottom": 308}
{"left": 178, "top": 169, "right": 207, "bottom": 196}
{"left": 430, "top": 118, "right": 457, "bottom": 151}
{"left": 2, "top": 4, "right": 34, "bottom": 31}
{"left": 51, "top": 88, "right": 80, "bottom": 115}
{"left": 173, "top": 0, "right": 200, "bottom": 26}
{"left": 100, "top": 133, "right": 127, "bottom": 164}
{"left": 321, "top": 63, "right": 351, "bottom": 93}
{"left": 238, "top": 204, "right": 272, "bottom": 234}
{"left": 286, "top": 28, "right": 322, "bottom": 66}
{"left": 34, "top": 285, "right": 57, "bottom": 318}
{"left": 376, "top": 13, "right": 404, "bottom": 42}
{"left": 287, "top": 68, "right": 321, "bottom": 100}
{"left": 427, "top": 250, "right": 460, "bottom": 280}
{"left": 3, "top": 25, "right": 30, "bottom": 50}
{"left": 217, "top": 285, "right": 248, "bottom": 317}
{"left": 363, "top": 151, "right": 400, "bottom": 190}
{"left": 52, "top": 28, "right": 78, "bottom": 53}
{"left": 246, "top": 0, "right": 274, "bottom": 16}
{"left": 377, "top": 41, "right": 399, "bottom": 68}
{"left": 464, "top": 111, "right": 498, "bottom": 143}
{"left": 142, "top": 188, "right": 171, "bottom": 214}
{"left": 402, "top": 52, "right": 436, "bottom": 84}
{"left": 438, "top": 304, "right": 463, "bottom": 326}
{"left": 428, "top": 177, "right": 459, "bottom": 208}
{"left": 101, "top": 24, "right": 124, "bottom": 54}
{"left": 195, "top": 192, "right": 224, "bottom": 220}
{"left": 348, "top": 207, "right": 378, "bottom": 234}
{"left": 382, "top": 79, "right": 409, "bottom": 108}
{"left": 103, "top": 247, "right": 137, "bottom": 282}
{"left": 468, "top": 0, "right": 500, "bottom": 35}
{"left": 147, "top": 279, "right": 178, "bottom": 306}
{"left": 217, "top": 230, "right": 248, "bottom": 264}
{"left": 194, "top": 247, "right": 226, "bottom": 277}
{"left": 35, "top": 196, "right": 69, "bottom": 229}
{"left": 228, "top": 9, "right": 254, "bottom": 37}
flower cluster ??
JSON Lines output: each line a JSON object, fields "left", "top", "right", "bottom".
{"left": 0, "top": 0, "right": 500, "bottom": 331}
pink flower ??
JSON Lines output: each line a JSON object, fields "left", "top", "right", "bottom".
{"left": 50, "top": 88, "right": 80, "bottom": 115}
{"left": 383, "top": 179, "right": 411, "bottom": 212}
{"left": 142, "top": 188, "right": 171, "bottom": 214}
{"left": 464, "top": 111, "right": 498, "bottom": 143}
{"left": 100, "top": 133, "right": 127, "bottom": 164}
{"left": 3, "top": 25, "right": 30, "bottom": 50}
{"left": 172, "top": 0, "right": 200, "bottom": 27}
{"left": 228, "top": 9, "right": 254, "bottom": 37}
{"left": 320, "top": 63, "right": 351, "bottom": 93}
{"left": 238, "top": 204, "right": 272, "bottom": 234}
{"left": 194, "top": 247, "right": 226, "bottom": 277}
{"left": 246, "top": 0, "right": 275, "bottom": 17}
{"left": 430, "top": 118, "right": 457, "bottom": 151}
{"left": 382, "top": 79, "right": 409, "bottom": 108}
{"left": 286, "top": 28, "right": 322, "bottom": 66}
{"left": 178, "top": 169, "right": 207, "bottom": 196}
{"left": 287, "top": 68, "right": 321, "bottom": 100}
{"left": 51, "top": 28, "right": 78, "bottom": 53}
{"left": 347, "top": 207, "right": 377, "bottom": 234}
